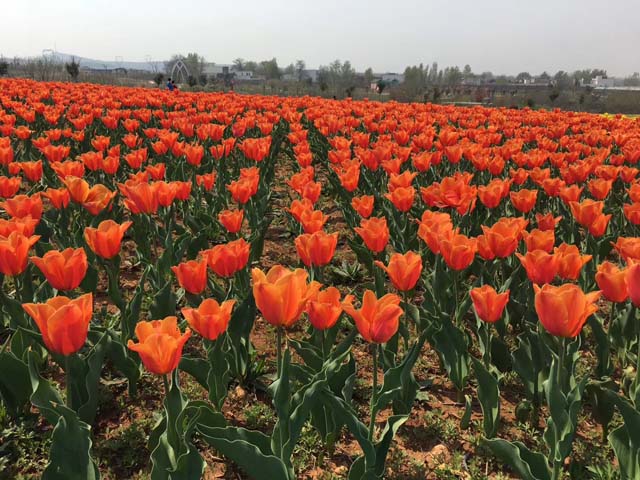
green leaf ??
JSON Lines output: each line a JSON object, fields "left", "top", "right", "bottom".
{"left": 42, "top": 405, "right": 100, "bottom": 480}
{"left": 484, "top": 439, "right": 551, "bottom": 480}
{"left": 0, "top": 351, "right": 31, "bottom": 414}
{"left": 149, "top": 279, "right": 177, "bottom": 319}
{"left": 471, "top": 357, "right": 500, "bottom": 438}
{"left": 428, "top": 316, "right": 469, "bottom": 391}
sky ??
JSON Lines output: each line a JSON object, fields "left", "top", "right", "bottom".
{"left": 2, "top": 0, "right": 639, "bottom": 76}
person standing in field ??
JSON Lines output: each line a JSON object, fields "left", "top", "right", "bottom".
{"left": 166, "top": 78, "right": 174, "bottom": 91}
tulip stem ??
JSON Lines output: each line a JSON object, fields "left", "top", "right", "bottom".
{"left": 276, "top": 327, "right": 283, "bottom": 379}
{"left": 65, "top": 355, "right": 73, "bottom": 410}
{"left": 369, "top": 344, "right": 379, "bottom": 442}
{"left": 163, "top": 374, "right": 171, "bottom": 397}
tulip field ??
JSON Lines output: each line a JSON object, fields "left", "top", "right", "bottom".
{"left": 2, "top": 78, "right": 640, "bottom": 480}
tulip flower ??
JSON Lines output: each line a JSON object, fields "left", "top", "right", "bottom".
{"left": 299, "top": 209, "right": 328, "bottom": 234}
{"left": 295, "top": 231, "right": 338, "bottom": 267}
{"left": 182, "top": 298, "right": 235, "bottom": 341}
{"left": 626, "top": 262, "right": 640, "bottom": 307}
{"left": 84, "top": 220, "right": 132, "bottom": 259}
{"left": 218, "top": 209, "right": 244, "bottom": 233}
{"left": 569, "top": 199, "right": 605, "bottom": 227}
{"left": 522, "top": 229, "right": 555, "bottom": 253}
{"left": 374, "top": 251, "right": 423, "bottom": 292}
{"left": 342, "top": 290, "right": 403, "bottom": 344}
{"left": 205, "top": 238, "right": 250, "bottom": 277}
{"left": 30, "top": 247, "right": 88, "bottom": 291}
{"left": 385, "top": 186, "right": 415, "bottom": 212}
{"left": 252, "top": 265, "right": 321, "bottom": 329}
{"left": 127, "top": 316, "right": 191, "bottom": 375}
{"left": 355, "top": 217, "right": 390, "bottom": 254}
{"left": 534, "top": 284, "right": 600, "bottom": 338}
{"left": 510, "top": 189, "right": 537, "bottom": 213}
{"left": 536, "top": 213, "right": 562, "bottom": 231}
{"left": 351, "top": 195, "right": 374, "bottom": 218}
{"left": 516, "top": 250, "right": 560, "bottom": 285}
{"left": 23, "top": 293, "right": 93, "bottom": 356}
{"left": 595, "top": 261, "right": 628, "bottom": 303}
{"left": 1, "top": 194, "right": 43, "bottom": 220}
{"left": 0, "top": 232, "right": 40, "bottom": 276}
{"left": 439, "top": 233, "right": 477, "bottom": 271}
{"left": 470, "top": 285, "right": 510, "bottom": 323}
{"left": 554, "top": 244, "right": 592, "bottom": 280}
{"left": 306, "top": 287, "right": 351, "bottom": 330}
{"left": 171, "top": 259, "right": 208, "bottom": 295}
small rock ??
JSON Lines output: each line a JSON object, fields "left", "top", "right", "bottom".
{"left": 425, "top": 444, "right": 451, "bottom": 470}
{"left": 333, "top": 466, "right": 348, "bottom": 476}
{"left": 234, "top": 385, "right": 246, "bottom": 400}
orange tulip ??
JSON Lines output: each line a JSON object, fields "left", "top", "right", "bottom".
{"left": 205, "top": 238, "right": 250, "bottom": 277}
{"left": 385, "top": 186, "right": 415, "bottom": 212}
{"left": 23, "top": 293, "right": 93, "bottom": 356}
{"left": 623, "top": 203, "right": 640, "bottom": 225}
{"left": 63, "top": 176, "right": 91, "bottom": 203}
{"left": 522, "top": 229, "right": 555, "bottom": 253}
{"left": 351, "top": 195, "right": 374, "bottom": 218}
{"left": 288, "top": 198, "right": 314, "bottom": 222}
{"left": 534, "top": 284, "right": 600, "bottom": 338}
{"left": 0, "top": 176, "right": 21, "bottom": 198}
{"left": 0, "top": 217, "right": 38, "bottom": 237}
{"left": 252, "top": 265, "right": 321, "bottom": 328}
{"left": 516, "top": 250, "right": 559, "bottom": 284}
{"left": 588, "top": 213, "right": 611, "bottom": 238}
{"left": 569, "top": 199, "right": 605, "bottom": 227}
{"left": 355, "top": 217, "right": 389, "bottom": 254}
{"left": 218, "top": 209, "right": 244, "bottom": 233}
{"left": 595, "top": 261, "right": 628, "bottom": 303}
{"left": 588, "top": 178, "right": 613, "bottom": 200}
{"left": 41, "top": 187, "right": 71, "bottom": 209}
{"left": 119, "top": 181, "right": 160, "bottom": 214}
{"left": 342, "top": 290, "right": 402, "bottom": 344}
{"left": 480, "top": 218, "right": 525, "bottom": 259}
{"left": 84, "top": 220, "right": 132, "bottom": 259}
{"left": 554, "top": 244, "right": 592, "bottom": 280}
{"left": 30, "top": 247, "right": 88, "bottom": 291}
{"left": 439, "top": 233, "right": 477, "bottom": 271}
{"left": 1, "top": 194, "right": 43, "bottom": 220}
{"left": 306, "top": 287, "right": 351, "bottom": 330}
{"left": 182, "top": 298, "right": 235, "bottom": 341}
{"left": 0, "top": 232, "right": 40, "bottom": 276}
{"left": 626, "top": 262, "right": 640, "bottom": 307}
{"left": 127, "top": 316, "right": 191, "bottom": 375}
{"left": 171, "top": 259, "right": 208, "bottom": 294}
{"left": 82, "top": 184, "right": 116, "bottom": 215}
{"left": 470, "top": 285, "right": 509, "bottom": 323}
{"left": 536, "top": 213, "right": 562, "bottom": 231}
{"left": 613, "top": 237, "right": 640, "bottom": 263}
{"left": 183, "top": 143, "right": 204, "bottom": 166}
{"left": 418, "top": 211, "right": 455, "bottom": 254}
{"left": 510, "top": 189, "right": 537, "bottom": 213}
{"left": 299, "top": 209, "right": 328, "bottom": 234}
{"left": 374, "top": 251, "right": 423, "bottom": 291}
{"left": 295, "top": 231, "right": 338, "bottom": 267}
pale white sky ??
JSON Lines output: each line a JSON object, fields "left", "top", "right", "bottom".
{"left": 2, "top": 0, "right": 639, "bottom": 76}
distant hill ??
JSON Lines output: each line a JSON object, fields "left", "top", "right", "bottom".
{"left": 44, "top": 52, "right": 165, "bottom": 72}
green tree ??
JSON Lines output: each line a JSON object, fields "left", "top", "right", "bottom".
{"left": 364, "top": 67, "right": 374, "bottom": 87}
{"left": 295, "top": 60, "right": 306, "bottom": 82}
{"left": 261, "top": 58, "right": 281, "bottom": 80}
{"left": 65, "top": 57, "right": 80, "bottom": 81}
{"left": 233, "top": 58, "right": 245, "bottom": 71}
{"left": 187, "top": 75, "right": 197, "bottom": 87}
{"left": 153, "top": 72, "right": 164, "bottom": 87}
{"left": 199, "top": 73, "right": 208, "bottom": 86}
{"left": 0, "top": 58, "right": 8, "bottom": 76}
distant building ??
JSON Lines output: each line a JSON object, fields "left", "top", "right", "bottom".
{"left": 590, "top": 75, "right": 616, "bottom": 88}
{"left": 379, "top": 73, "right": 404, "bottom": 84}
